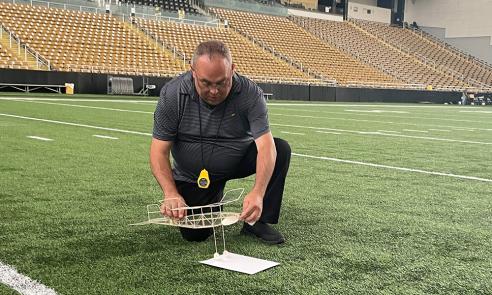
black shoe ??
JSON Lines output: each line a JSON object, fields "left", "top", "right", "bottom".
{"left": 240, "top": 222, "right": 285, "bottom": 244}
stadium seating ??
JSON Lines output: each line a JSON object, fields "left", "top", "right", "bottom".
{"left": 291, "top": 16, "right": 467, "bottom": 88}
{"left": 135, "top": 18, "right": 317, "bottom": 83}
{"left": 209, "top": 8, "right": 399, "bottom": 86}
{"left": 0, "top": 2, "right": 185, "bottom": 76}
{"left": 351, "top": 19, "right": 492, "bottom": 87}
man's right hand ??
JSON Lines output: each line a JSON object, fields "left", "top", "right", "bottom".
{"left": 160, "top": 194, "right": 187, "bottom": 219}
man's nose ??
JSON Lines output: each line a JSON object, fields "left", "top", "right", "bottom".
{"left": 209, "top": 87, "right": 219, "bottom": 95}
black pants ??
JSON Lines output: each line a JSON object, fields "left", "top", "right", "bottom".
{"left": 176, "top": 137, "right": 291, "bottom": 242}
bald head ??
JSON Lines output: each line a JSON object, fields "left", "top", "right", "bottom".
{"left": 191, "top": 40, "right": 232, "bottom": 68}
{"left": 191, "top": 40, "right": 235, "bottom": 105}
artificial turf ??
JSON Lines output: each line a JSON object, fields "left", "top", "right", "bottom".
{"left": 0, "top": 94, "right": 491, "bottom": 294}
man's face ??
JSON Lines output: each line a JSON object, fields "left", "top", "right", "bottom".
{"left": 191, "top": 54, "right": 235, "bottom": 106}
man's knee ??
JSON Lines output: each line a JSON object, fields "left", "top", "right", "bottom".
{"left": 274, "top": 138, "right": 291, "bottom": 164}
{"left": 179, "top": 228, "right": 212, "bottom": 242}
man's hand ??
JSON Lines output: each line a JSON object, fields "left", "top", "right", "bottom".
{"left": 160, "top": 193, "right": 187, "bottom": 219}
{"left": 239, "top": 191, "right": 263, "bottom": 224}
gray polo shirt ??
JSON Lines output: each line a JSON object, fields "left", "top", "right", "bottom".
{"left": 153, "top": 71, "right": 270, "bottom": 183}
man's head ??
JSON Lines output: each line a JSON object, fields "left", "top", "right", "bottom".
{"left": 191, "top": 40, "right": 235, "bottom": 105}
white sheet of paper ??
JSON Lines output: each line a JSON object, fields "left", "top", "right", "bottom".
{"left": 200, "top": 251, "right": 279, "bottom": 275}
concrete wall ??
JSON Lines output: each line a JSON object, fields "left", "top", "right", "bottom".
{"left": 404, "top": 0, "right": 492, "bottom": 42}
{"left": 352, "top": 0, "right": 378, "bottom": 6}
{"left": 347, "top": 2, "right": 391, "bottom": 23}
{"left": 288, "top": 8, "right": 344, "bottom": 21}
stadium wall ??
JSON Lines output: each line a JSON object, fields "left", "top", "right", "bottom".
{"left": 0, "top": 69, "right": 467, "bottom": 103}
{"left": 347, "top": 2, "right": 391, "bottom": 24}
{"left": 404, "top": 0, "right": 492, "bottom": 64}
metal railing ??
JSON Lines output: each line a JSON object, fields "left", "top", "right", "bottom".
{"left": 408, "top": 25, "right": 492, "bottom": 73}
{"left": 212, "top": 13, "right": 336, "bottom": 85}
{"left": 0, "top": 22, "right": 51, "bottom": 70}
{"left": 64, "top": 64, "right": 185, "bottom": 77}
{"left": 127, "top": 12, "right": 220, "bottom": 27}
{"left": 3, "top": 0, "right": 220, "bottom": 27}
{"left": 125, "top": 17, "right": 189, "bottom": 68}
{"left": 247, "top": 75, "right": 335, "bottom": 86}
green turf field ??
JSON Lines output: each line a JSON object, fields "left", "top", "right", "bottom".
{"left": 1, "top": 94, "right": 491, "bottom": 294}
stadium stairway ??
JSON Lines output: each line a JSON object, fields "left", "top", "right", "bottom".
{"left": 119, "top": 17, "right": 187, "bottom": 72}
{"left": 0, "top": 26, "right": 46, "bottom": 70}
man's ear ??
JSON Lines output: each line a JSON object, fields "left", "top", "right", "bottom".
{"left": 231, "top": 63, "right": 236, "bottom": 74}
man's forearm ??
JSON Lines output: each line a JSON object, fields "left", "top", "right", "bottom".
{"left": 150, "top": 141, "right": 178, "bottom": 197}
{"left": 252, "top": 144, "right": 276, "bottom": 197}
{"left": 151, "top": 154, "right": 178, "bottom": 196}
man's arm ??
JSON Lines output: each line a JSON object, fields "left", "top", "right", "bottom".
{"left": 149, "top": 138, "right": 186, "bottom": 219}
{"left": 239, "top": 131, "right": 277, "bottom": 224}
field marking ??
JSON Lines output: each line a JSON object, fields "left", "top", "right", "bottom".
{"left": 0, "top": 97, "right": 458, "bottom": 108}
{"left": 292, "top": 152, "right": 492, "bottom": 183}
{"left": 93, "top": 135, "right": 119, "bottom": 140}
{"left": 26, "top": 136, "right": 53, "bottom": 141}
{"left": 0, "top": 97, "right": 156, "bottom": 103}
{"left": 345, "top": 109, "right": 409, "bottom": 114}
{"left": 270, "top": 112, "right": 492, "bottom": 131}
{"left": 0, "top": 113, "right": 152, "bottom": 136}
{"left": 271, "top": 123, "right": 492, "bottom": 146}
{"left": 2, "top": 113, "right": 489, "bottom": 146}
{"left": 0, "top": 261, "right": 58, "bottom": 295}
{"left": 402, "top": 129, "right": 429, "bottom": 133}
{"left": 269, "top": 108, "right": 492, "bottom": 127}
{"left": 316, "top": 131, "right": 342, "bottom": 135}
{"left": 460, "top": 110, "right": 492, "bottom": 114}
{"left": 451, "top": 127, "right": 476, "bottom": 131}
{"left": 280, "top": 131, "right": 305, "bottom": 135}
{"left": 3, "top": 99, "right": 154, "bottom": 114}
{"left": 4, "top": 99, "right": 490, "bottom": 132}
{"left": 378, "top": 130, "right": 400, "bottom": 133}
{"left": 1, "top": 112, "right": 490, "bottom": 182}
{"left": 429, "top": 129, "right": 451, "bottom": 132}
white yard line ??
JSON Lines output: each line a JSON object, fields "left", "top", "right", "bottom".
{"left": 26, "top": 136, "right": 53, "bottom": 141}
{"left": 459, "top": 110, "right": 492, "bottom": 114}
{"left": 1, "top": 112, "right": 490, "bottom": 182}
{"left": 271, "top": 123, "right": 492, "bottom": 146}
{"left": 428, "top": 129, "right": 451, "bottom": 132}
{"left": 0, "top": 261, "right": 58, "bottom": 295}
{"left": 0, "top": 97, "right": 156, "bottom": 104}
{"left": 280, "top": 131, "right": 305, "bottom": 135}
{"left": 378, "top": 130, "right": 401, "bottom": 133}
{"left": 292, "top": 152, "right": 492, "bottom": 183}
{"left": 3, "top": 99, "right": 490, "bottom": 131}
{"left": 315, "top": 130, "right": 342, "bottom": 135}
{"left": 0, "top": 113, "right": 151, "bottom": 137}
{"left": 269, "top": 112, "right": 492, "bottom": 131}
{"left": 402, "top": 129, "right": 429, "bottom": 133}
{"left": 269, "top": 107, "right": 492, "bottom": 126}
{"left": 93, "top": 135, "right": 119, "bottom": 140}
{"left": 4, "top": 99, "right": 154, "bottom": 114}
{"left": 345, "top": 109, "right": 409, "bottom": 114}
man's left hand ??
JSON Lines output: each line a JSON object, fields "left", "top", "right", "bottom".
{"left": 239, "top": 191, "right": 263, "bottom": 224}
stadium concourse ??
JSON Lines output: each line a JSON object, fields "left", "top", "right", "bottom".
{"left": 1, "top": 0, "right": 492, "bottom": 294}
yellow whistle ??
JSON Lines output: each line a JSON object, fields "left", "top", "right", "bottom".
{"left": 197, "top": 169, "right": 210, "bottom": 189}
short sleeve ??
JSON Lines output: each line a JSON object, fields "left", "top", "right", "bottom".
{"left": 247, "top": 87, "right": 270, "bottom": 139}
{"left": 152, "top": 84, "right": 179, "bottom": 141}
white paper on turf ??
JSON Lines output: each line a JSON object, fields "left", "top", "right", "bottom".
{"left": 199, "top": 251, "right": 279, "bottom": 274}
